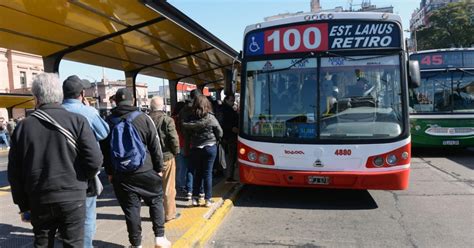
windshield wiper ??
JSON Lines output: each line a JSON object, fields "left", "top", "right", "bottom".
{"left": 455, "top": 68, "right": 474, "bottom": 76}
{"left": 259, "top": 52, "right": 315, "bottom": 74}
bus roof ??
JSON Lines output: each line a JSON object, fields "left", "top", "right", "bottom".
{"left": 244, "top": 12, "right": 402, "bottom": 34}
{"left": 410, "top": 47, "right": 474, "bottom": 55}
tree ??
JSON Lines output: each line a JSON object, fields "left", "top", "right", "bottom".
{"left": 417, "top": 0, "right": 474, "bottom": 50}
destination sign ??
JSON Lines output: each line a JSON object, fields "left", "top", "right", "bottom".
{"left": 245, "top": 21, "right": 401, "bottom": 56}
{"left": 410, "top": 51, "right": 474, "bottom": 69}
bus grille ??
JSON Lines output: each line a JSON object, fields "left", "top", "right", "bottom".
{"left": 425, "top": 127, "right": 474, "bottom": 136}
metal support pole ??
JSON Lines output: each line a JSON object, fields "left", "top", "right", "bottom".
{"left": 169, "top": 80, "right": 178, "bottom": 112}
{"left": 42, "top": 55, "right": 63, "bottom": 74}
{"left": 125, "top": 71, "right": 138, "bottom": 107}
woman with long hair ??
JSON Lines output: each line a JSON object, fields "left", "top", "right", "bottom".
{"left": 182, "top": 95, "right": 223, "bottom": 207}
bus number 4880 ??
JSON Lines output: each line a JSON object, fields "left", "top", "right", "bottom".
{"left": 334, "top": 149, "right": 352, "bottom": 156}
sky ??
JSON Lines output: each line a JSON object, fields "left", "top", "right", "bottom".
{"left": 59, "top": 0, "right": 420, "bottom": 91}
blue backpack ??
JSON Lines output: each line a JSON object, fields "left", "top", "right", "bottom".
{"left": 110, "top": 111, "right": 146, "bottom": 173}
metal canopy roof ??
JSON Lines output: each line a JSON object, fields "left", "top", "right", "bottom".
{"left": 0, "top": 0, "right": 239, "bottom": 88}
{"left": 0, "top": 94, "right": 35, "bottom": 109}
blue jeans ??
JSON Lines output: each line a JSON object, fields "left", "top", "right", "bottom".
{"left": 84, "top": 196, "right": 96, "bottom": 248}
{"left": 190, "top": 145, "right": 217, "bottom": 200}
{"left": 175, "top": 152, "right": 187, "bottom": 191}
{"left": 0, "top": 132, "right": 9, "bottom": 147}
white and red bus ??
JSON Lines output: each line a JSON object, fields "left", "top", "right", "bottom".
{"left": 237, "top": 12, "right": 420, "bottom": 190}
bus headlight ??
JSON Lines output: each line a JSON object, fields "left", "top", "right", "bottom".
{"left": 258, "top": 154, "right": 270, "bottom": 164}
{"left": 248, "top": 151, "right": 257, "bottom": 162}
{"left": 373, "top": 156, "right": 384, "bottom": 167}
{"left": 386, "top": 154, "right": 398, "bottom": 165}
{"left": 401, "top": 152, "right": 409, "bottom": 160}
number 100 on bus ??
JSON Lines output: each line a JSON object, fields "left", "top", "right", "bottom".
{"left": 264, "top": 24, "right": 329, "bottom": 54}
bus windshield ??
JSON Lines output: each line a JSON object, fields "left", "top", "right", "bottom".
{"left": 242, "top": 54, "right": 403, "bottom": 141}
{"left": 409, "top": 70, "right": 474, "bottom": 113}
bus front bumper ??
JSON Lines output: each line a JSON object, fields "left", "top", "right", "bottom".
{"left": 239, "top": 163, "right": 410, "bottom": 190}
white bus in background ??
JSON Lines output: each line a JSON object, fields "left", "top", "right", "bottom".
{"left": 235, "top": 12, "right": 420, "bottom": 190}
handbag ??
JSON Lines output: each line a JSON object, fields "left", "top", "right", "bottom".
{"left": 31, "top": 109, "right": 103, "bottom": 196}
{"left": 217, "top": 142, "right": 227, "bottom": 170}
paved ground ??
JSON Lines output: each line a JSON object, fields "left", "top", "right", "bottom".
{"left": 208, "top": 148, "right": 474, "bottom": 248}
{"left": 0, "top": 149, "right": 238, "bottom": 247}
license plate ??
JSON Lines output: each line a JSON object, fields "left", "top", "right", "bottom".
{"left": 442, "top": 140, "right": 459, "bottom": 146}
{"left": 307, "top": 176, "right": 330, "bottom": 185}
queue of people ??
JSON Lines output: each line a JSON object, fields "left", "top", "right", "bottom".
{"left": 7, "top": 72, "right": 240, "bottom": 248}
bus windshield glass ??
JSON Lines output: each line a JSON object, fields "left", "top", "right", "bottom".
{"left": 409, "top": 70, "right": 474, "bottom": 113}
{"left": 242, "top": 54, "right": 403, "bottom": 141}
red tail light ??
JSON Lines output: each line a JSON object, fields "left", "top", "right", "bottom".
{"left": 238, "top": 141, "right": 275, "bottom": 166}
{"left": 366, "top": 143, "right": 411, "bottom": 168}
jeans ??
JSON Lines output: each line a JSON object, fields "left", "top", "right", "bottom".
{"left": 175, "top": 152, "right": 187, "bottom": 191}
{"left": 84, "top": 196, "right": 96, "bottom": 248}
{"left": 30, "top": 200, "right": 86, "bottom": 248}
{"left": 190, "top": 145, "right": 217, "bottom": 200}
{"left": 0, "top": 132, "right": 9, "bottom": 147}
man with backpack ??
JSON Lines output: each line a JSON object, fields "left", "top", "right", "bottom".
{"left": 101, "top": 88, "right": 171, "bottom": 248}
{"left": 149, "top": 96, "right": 180, "bottom": 222}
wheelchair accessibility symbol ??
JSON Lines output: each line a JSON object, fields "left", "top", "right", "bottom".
{"left": 249, "top": 36, "right": 260, "bottom": 53}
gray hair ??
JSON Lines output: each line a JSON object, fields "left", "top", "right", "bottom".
{"left": 150, "top": 96, "right": 164, "bottom": 111}
{"left": 31, "top": 73, "right": 63, "bottom": 104}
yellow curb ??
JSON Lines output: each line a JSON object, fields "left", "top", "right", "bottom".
{"left": 0, "top": 186, "right": 10, "bottom": 191}
{"left": 0, "top": 186, "right": 10, "bottom": 196}
{"left": 173, "top": 185, "right": 242, "bottom": 248}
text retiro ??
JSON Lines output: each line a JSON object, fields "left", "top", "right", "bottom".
{"left": 329, "top": 23, "right": 397, "bottom": 49}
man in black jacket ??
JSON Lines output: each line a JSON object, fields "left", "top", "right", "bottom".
{"left": 221, "top": 94, "right": 239, "bottom": 183}
{"left": 8, "top": 73, "right": 103, "bottom": 247}
{"left": 101, "top": 88, "right": 170, "bottom": 248}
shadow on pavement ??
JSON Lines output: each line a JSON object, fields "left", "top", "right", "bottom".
{"left": 235, "top": 185, "right": 378, "bottom": 210}
{"left": 413, "top": 147, "right": 474, "bottom": 170}
{"left": 96, "top": 199, "right": 120, "bottom": 208}
{"left": 96, "top": 213, "right": 124, "bottom": 221}
{"left": 93, "top": 240, "right": 124, "bottom": 248}
{"left": 412, "top": 147, "right": 473, "bottom": 157}
{"left": 0, "top": 224, "right": 34, "bottom": 247}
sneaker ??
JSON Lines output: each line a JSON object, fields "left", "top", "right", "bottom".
{"left": 192, "top": 197, "right": 199, "bottom": 207}
{"left": 199, "top": 193, "right": 205, "bottom": 200}
{"left": 186, "top": 192, "right": 192, "bottom": 200}
{"left": 155, "top": 236, "right": 171, "bottom": 248}
{"left": 205, "top": 199, "right": 214, "bottom": 207}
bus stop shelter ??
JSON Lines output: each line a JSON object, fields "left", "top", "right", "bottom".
{"left": 0, "top": 0, "right": 240, "bottom": 108}
{"left": 0, "top": 93, "right": 35, "bottom": 117}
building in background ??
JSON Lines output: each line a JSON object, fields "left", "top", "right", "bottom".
{"left": 408, "top": 0, "right": 463, "bottom": 50}
{"left": 83, "top": 79, "right": 148, "bottom": 117}
{"left": 265, "top": 0, "right": 392, "bottom": 21}
{"left": 0, "top": 48, "right": 44, "bottom": 119}
{"left": 148, "top": 82, "right": 211, "bottom": 113}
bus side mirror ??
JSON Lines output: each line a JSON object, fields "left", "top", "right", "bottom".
{"left": 408, "top": 60, "right": 421, "bottom": 88}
